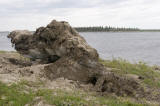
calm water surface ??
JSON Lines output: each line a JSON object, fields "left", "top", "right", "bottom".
{"left": 0, "top": 32, "right": 14, "bottom": 51}
{"left": 0, "top": 32, "right": 160, "bottom": 65}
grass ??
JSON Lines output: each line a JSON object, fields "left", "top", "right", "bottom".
{"left": 0, "top": 80, "right": 154, "bottom": 106}
{"left": 0, "top": 50, "right": 7, "bottom": 54}
{"left": 0, "top": 81, "right": 34, "bottom": 106}
{"left": 35, "top": 89, "right": 149, "bottom": 106}
{"left": 0, "top": 50, "right": 17, "bottom": 54}
{"left": 0, "top": 50, "right": 31, "bottom": 62}
{"left": 99, "top": 58, "right": 160, "bottom": 88}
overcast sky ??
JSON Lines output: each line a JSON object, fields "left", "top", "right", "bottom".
{"left": 0, "top": 0, "right": 160, "bottom": 31}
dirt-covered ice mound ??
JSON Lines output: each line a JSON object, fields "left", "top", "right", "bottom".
{"left": 8, "top": 20, "right": 98, "bottom": 63}
{"left": 8, "top": 20, "right": 145, "bottom": 97}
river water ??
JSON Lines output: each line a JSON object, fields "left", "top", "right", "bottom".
{"left": 0, "top": 32, "right": 160, "bottom": 65}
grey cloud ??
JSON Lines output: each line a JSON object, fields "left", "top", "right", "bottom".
{"left": 1, "top": 0, "right": 160, "bottom": 31}
{"left": 0, "top": 0, "right": 128, "bottom": 15}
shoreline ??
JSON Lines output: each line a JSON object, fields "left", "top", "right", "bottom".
{"left": 1, "top": 30, "right": 160, "bottom": 33}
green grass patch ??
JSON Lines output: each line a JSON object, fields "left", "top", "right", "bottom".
{"left": 35, "top": 89, "right": 148, "bottom": 106}
{"left": 0, "top": 80, "right": 153, "bottom": 106}
{"left": 0, "top": 81, "right": 34, "bottom": 106}
{"left": 0, "top": 50, "right": 17, "bottom": 54}
{"left": 99, "top": 58, "right": 160, "bottom": 88}
{"left": 35, "top": 89, "right": 89, "bottom": 106}
{"left": 0, "top": 51, "right": 7, "bottom": 54}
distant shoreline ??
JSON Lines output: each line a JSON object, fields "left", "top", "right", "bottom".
{"left": 0, "top": 31, "right": 10, "bottom": 33}
{"left": 78, "top": 30, "right": 160, "bottom": 32}
{"left": 74, "top": 26, "right": 160, "bottom": 32}
{"left": 1, "top": 30, "right": 160, "bottom": 33}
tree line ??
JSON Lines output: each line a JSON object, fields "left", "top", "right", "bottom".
{"left": 74, "top": 26, "right": 140, "bottom": 32}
